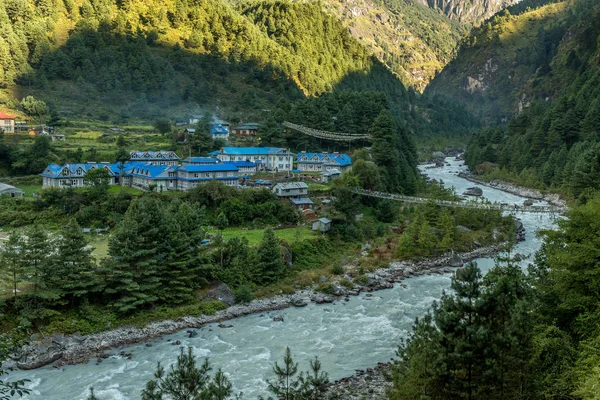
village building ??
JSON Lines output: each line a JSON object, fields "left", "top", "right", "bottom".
{"left": 312, "top": 217, "right": 332, "bottom": 233}
{"left": 189, "top": 115, "right": 202, "bottom": 125}
{"left": 41, "top": 163, "right": 120, "bottom": 188}
{"left": 129, "top": 151, "right": 180, "bottom": 166}
{"left": 176, "top": 164, "right": 239, "bottom": 190}
{"left": 296, "top": 152, "right": 352, "bottom": 173}
{"left": 51, "top": 134, "right": 66, "bottom": 141}
{"left": 182, "top": 157, "right": 221, "bottom": 165}
{"left": 210, "top": 147, "right": 294, "bottom": 172}
{"left": 0, "top": 112, "right": 15, "bottom": 134}
{"left": 42, "top": 161, "right": 243, "bottom": 191}
{"left": 320, "top": 168, "right": 341, "bottom": 182}
{"left": 290, "top": 197, "right": 314, "bottom": 210}
{"left": 232, "top": 123, "right": 260, "bottom": 136}
{"left": 129, "top": 164, "right": 178, "bottom": 192}
{"left": 211, "top": 123, "right": 230, "bottom": 141}
{"left": 272, "top": 182, "right": 309, "bottom": 198}
{"left": 231, "top": 160, "right": 257, "bottom": 175}
{"left": 0, "top": 183, "right": 24, "bottom": 198}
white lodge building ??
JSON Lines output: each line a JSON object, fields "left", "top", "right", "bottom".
{"left": 129, "top": 151, "right": 180, "bottom": 166}
{"left": 41, "top": 163, "right": 120, "bottom": 188}
{"left": 210, "top": 147, "right": 294, "bottom": 172}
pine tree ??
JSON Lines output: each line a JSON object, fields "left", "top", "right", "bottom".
{"left": 53, "top": 219, "right": 99, "bottom": 306}
{"left": 20, "top": 225, "right": 59, "bottom": 321}
{"left": 298, "top": 357, "right": 329, "bottom": 400}
{"left": 257, "top": 229, "right": 285, "bottom": 283}
{"left": 434, "top": 262, "right": 485, "bottom": 399}
{"left": 0, "top": 233, "right": 25, "bottom": 301}
{"left": 267, "top": 347, "right": 302, "bottom": 400}
{"left": 141, "top": 347, "right": 232, "bottom": 400}
{"left": 438, "top": 210, "right": 455, "bottom": 252}
{"left": 417, "top": 220, "right": 438, "bottom": 256}
{"left": 370, "top": 109, "right": 401, "bottom": 192}
{"left": 104, "top": 197, "right": 165, "bottom": 314}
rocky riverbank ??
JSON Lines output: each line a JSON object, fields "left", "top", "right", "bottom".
{"left": 15, "top": 242, "right": 507, "bottom": 371}
{"left": 326, "top": 362, "right": 391, "bottom": 399}
{"left": 457, "top": 172, "right": 567, "bottom": 208}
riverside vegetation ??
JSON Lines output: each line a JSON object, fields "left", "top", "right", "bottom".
{"left": 75, "top": 196, "right": 600, "bottom": 399}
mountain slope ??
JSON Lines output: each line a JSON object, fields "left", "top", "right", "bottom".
{"left": 426, "top": 0, "right": 578, "bottom": 122}
{"left": 463, "top": 0, "right": 600, "bottom": 195}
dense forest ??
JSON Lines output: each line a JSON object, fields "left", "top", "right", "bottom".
{"left": 464, "top": 0, "right": 600, "bottom": 196}
{"left": 389, "top": 197, "right": 600, "bottom": 399}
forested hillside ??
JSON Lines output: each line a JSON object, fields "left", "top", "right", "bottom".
{"left": 427, "top": 0, "right": 583, "bottom": 122}
{"left": 463, "top": 0, "right": 600, "bottom": 196}
{"left": 0, "top": 0, "right": 403, "bottom": 121}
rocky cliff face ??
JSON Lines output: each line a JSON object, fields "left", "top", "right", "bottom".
{"left": 422, "top": 0, "right": 522, "bottom": 23}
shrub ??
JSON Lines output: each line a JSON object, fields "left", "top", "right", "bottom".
{"left": 235, "top": 285, "right": 254, "bottom": 303}
{"left": 339, "top": 278, "right": 354, "bottom": 289}
{"left": 354, "top": 275, "right": 369, "bottom": 285}
{"left": 316, "top": 283, "right": 334, "bottom": 294}
{"left": 197, "top": 301, "right": 228, "bottom": 316}
{"left": 331, "top": 263, "right": 344, "bottom": 275}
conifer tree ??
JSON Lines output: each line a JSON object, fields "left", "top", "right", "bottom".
{"left": 20, "top": 224, "right": 58, "bottom": 321}
{"left": 266, "top": 347, "right": 302, "bottom": 400}
{"left": 370, "top": 109, "right": 401, "bottom": 192}
{"left": 257, "top": 229, "right": 285, "bottom": 283}
{"left": 141, "top": 347, "right": 233, "bottom": 400}
{"left": 104, "top": 197, "right": 165, "bottom": 314}
{"left": 53, "top": 219, "right": 99, "bottom": 306}
{"left": 0, "top": 233, "right": 25, "bottom": 301}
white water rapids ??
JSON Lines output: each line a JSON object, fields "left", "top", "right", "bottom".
{"left": 10, "top": 158, "right": 558, "bottom": 399}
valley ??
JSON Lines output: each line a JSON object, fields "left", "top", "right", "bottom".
{"left": 2, "top": 0, "right": 600, "bottom": 399}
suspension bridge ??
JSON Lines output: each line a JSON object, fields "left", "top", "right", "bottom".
{"left": 282, "top": 121, "right": 372, "bottom": 142}
{"left": 353, "top": 188, "right": 566, "bottom": 214}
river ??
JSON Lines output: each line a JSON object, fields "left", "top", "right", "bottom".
{"left": 10, "top": 158, "right": 558, "bottom": 399}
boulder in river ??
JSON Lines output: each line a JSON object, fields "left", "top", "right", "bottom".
{"left": 187, "top": 330, "right": 198, "bottom": 338}
{"left": 448, "top": 252, "right": 464, "bottom": 268}
{"left": 523, "top": 199, "right": 534, "bottom": 206}
{"left": 463, "top": 187, "right": 483, "bottom": 197}
{"left": 292, "top": 297, "right": 308, "bottom": 307}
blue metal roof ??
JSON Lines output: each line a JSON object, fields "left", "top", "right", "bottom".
{"left": 231, "top": 161, "right": 256, "bottom": 167}
{"left": 40, "top": 163, "right": 119, "bottom": 178}
{"left": 183, "top": 157, "right": 221, "bottom": 164}
{"left": 129, "top": 165, "right": 174, "bottom": 179}
{"left": 290, "top": 198, "right": 314, "bottom": 205}
{"left": 178, "top": 164, "right": 238, "bottom": 172}
{"left": 297, "top": 152, "right": 352, "bottom": 166}
{"left": 130, "top": 151, "right": 180, "bottom": 160}
{"left": 210, "top": 147, "right": 290, "bottom": 156}
{"left": 211, "top": 123, "right": 229, "bottom": 134}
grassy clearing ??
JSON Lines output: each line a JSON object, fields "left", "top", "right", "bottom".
{"left": 70, "top": 131, "right": 104, "bottom": 139}
{"left": 14, "top": 184, "right": 42, "bottom": 197}
{"left": 107, "top": 186, "right": 144, "bottom": 195}
{"left": 207, "top": 226, "right": 316, "bottom": 245}
{"left": 87, "top": 235, "right": 110, "bottom": 260}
